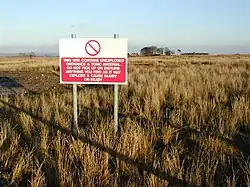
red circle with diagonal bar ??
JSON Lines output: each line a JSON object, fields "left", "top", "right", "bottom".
{"left": 85, "top": 40, "right": 101, "bottom": 56}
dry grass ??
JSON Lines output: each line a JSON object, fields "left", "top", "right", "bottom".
{"left": 0, "top": 55, "right": 250, "bottom": 186}
{"left": 0, "top": 57, "right": 58, "bottom": 71}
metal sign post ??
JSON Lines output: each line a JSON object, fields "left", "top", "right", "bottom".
{"left": 59, "top": 34, "right": 127, "bottom": 135}
{"left": 114, "top": 34, "right": 119, "bottom": 135}
{"left": 71, "top": 33, "right": 79, "bottom": 134}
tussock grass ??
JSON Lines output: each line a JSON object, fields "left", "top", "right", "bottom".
{"left": 0, "top": 57, "right": 58, "bottom": 71}
{"left": 0, "top": 55, "right": 250, "bottom": 186}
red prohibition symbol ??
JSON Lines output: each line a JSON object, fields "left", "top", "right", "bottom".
{"left": 85, "top": 40, "right": 101, "bottom": 56}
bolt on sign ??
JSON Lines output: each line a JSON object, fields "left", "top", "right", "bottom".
{"left": 59, "top": 38, "right": 128, "bottom": 84}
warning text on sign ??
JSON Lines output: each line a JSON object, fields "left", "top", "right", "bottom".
{"left": 61, "top": 58, "right": 126, "bottom": 83}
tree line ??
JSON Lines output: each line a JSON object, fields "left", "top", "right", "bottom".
{"left": 132, "top": 46, "right": 182, "bottom": 56}
{"left": 18, "top": 52, "right": 36, "bottom": 58}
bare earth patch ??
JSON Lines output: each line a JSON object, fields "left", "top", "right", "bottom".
{"left": 0, "top": 70, "right": 71, "bottom": 96}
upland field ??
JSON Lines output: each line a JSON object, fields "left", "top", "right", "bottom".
{"left": 0, "top": 55, "right": 250, "bottom": 186}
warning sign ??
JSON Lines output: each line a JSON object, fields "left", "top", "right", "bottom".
{"left": 59, "top": 38, "right": 128, "bottom": 84}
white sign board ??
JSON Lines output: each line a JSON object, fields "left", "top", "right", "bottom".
{"left": 59, "top": 38, "right": 128, "bottom": 85}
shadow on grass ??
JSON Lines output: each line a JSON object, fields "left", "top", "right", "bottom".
{"left": 0, "top": 103, "right": 60, "bottom": 186}
{"left": 0, "top": 76, "right": 37, "bottom": 96}
{"left": 67, "top": 103, "right": 250, "bottom": 186}
{"left": 57, "top": 97, "right": 250, "bottom": 162}
{"left": 0, "top": 77, "right": 21, "bottom": 88}
{"left": 73, "top": 103, "right": 250, "bottom": 159}
{"left": 0, "top": 99, "right": 191, "bottom": 187}
{"left": 0, "top": 77, "right": 22, "bottom": 96}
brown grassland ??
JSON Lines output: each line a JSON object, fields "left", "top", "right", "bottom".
{"left": 0, "top": 55, "right": 250, "bottom": 186}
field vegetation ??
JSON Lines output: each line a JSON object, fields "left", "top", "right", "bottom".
{"left": 0, "top": 55, "right": 250, "bottom": 186}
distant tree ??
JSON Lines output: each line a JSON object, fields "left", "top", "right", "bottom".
{"left": 30, "top": 52, "right": 36, "bottom": 56}
{"left": 150, "top": 46, "right": 158, "bottom": 55}
{"left": 164, "top": 47, "right": 171, "bottom": 56}
{"left": 141, "top": 46, "right": 174, "bottom": 56}
{"left": 140, "top": 46, "right": 152, "bottom": 56}
{"left": 156, "top": 48, "right": 164, "bottom": 55}
{"left": 29, "top": 52, "right": 36, "bottom": 59}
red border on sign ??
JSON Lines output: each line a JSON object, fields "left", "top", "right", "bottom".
{"left": 85, "top": 40, "right": 101, "bottom": 56}
{"left": 60, "top": 57, "right": 127, "bottom": 84}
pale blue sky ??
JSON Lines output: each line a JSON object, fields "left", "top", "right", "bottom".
{"left": 0, "top": 0, "right": 250, "bottom": 54}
